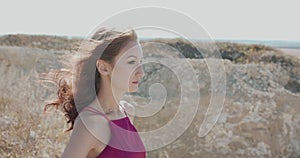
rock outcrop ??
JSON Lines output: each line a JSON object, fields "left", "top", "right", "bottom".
{"left": 127, "top": 59, "right": 300, "bottom": 158}
{"left": 0, "top": 35, "right": 299, "bottom": 157}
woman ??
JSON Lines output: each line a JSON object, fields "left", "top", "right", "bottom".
{"left": 43, "top": 28, "right": 146, "bottom": 157}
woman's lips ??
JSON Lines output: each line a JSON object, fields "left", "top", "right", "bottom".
{"left": 132, "top": 81, "right": 139, "bottom": 84}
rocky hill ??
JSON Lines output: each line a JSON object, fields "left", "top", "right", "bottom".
{"left": 0, "top": 34, "right": 81, "bottom": 51}
{"left": 0, "top": 34, "right": 299, "bottom": 157}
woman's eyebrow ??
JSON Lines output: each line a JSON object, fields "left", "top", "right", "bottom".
{"left": 127, "top": 55, "right": 138, "bottom": 59}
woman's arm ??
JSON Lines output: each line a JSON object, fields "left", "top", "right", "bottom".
{"left": 62, "top": 114, "right": 110, "bottom": 158}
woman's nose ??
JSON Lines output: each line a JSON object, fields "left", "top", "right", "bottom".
{"left": 136, "top": 65, "right": 145, "bottom": 78}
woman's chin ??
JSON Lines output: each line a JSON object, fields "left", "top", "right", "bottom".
{"left": 128, "top": 87, "right": 138, "bottom": 93}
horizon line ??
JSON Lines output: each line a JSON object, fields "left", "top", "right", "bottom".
{"left": 0, "top": 33, "right": 300, "bottom": 42}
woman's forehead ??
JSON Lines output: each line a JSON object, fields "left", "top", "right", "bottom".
{"left": 117, "top": 41, "right": 143, "bottom": 59}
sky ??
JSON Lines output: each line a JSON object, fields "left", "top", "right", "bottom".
{"left": 1, "top": 0, "right": 299, "bottom": 41}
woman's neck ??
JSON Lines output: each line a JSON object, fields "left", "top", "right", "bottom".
{"left": 96, "top": 79, "right": 124, "bottom": 114}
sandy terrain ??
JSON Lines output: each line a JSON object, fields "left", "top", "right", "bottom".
{"left": 280, "top": 48, "right": 300, "bottom": 59}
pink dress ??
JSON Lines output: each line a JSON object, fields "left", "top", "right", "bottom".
{"left": 81, "top": 106, "right": 146, "bottom": 158}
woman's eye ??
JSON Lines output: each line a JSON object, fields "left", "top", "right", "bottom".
{"left": 128, "top": 61, "right": 136, "bottom": 64}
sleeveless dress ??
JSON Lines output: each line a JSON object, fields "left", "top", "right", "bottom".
{"left": 81, "top": 106, "right": 146, "bottom": 158}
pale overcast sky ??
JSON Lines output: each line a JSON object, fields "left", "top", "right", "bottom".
{"left": 1, "top": 0, "right": 299, "bottom": 41}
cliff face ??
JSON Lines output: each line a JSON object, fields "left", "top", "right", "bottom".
{"left": 134, "top": 40, "right": 300, "bottom": 157}
{"left": 128, "top": 59, "right": 300, "bottom": 157}
{"left": 0, "top": 35, "right": 299, "bottom": 157}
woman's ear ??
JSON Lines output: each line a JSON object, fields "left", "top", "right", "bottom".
{"left": 96, "top": 59, "right": 111, "bottom": 76}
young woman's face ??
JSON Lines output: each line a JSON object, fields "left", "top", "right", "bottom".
{"left": 110, "top": 41, "right": 144, "bottom": 93}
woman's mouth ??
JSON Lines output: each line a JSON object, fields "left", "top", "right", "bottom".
{"left": 132, "top": 81, "right": 139, "bottom": 85}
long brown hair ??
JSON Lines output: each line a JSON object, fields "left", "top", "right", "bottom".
{"left": 42, "top": 28, "right": 138, "bottom": 132}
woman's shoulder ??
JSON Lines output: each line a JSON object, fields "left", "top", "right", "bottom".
{"left": 76, "top": 108, "right": 111, "bottom": 144}
{"left": 120, "top": 100, "right": 135, "bottom": 115}
{"left": 120, "top": 100, "right": 136, "bottom": 124}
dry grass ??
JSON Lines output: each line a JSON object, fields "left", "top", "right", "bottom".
{"left": 0, "top": 48, "right": 70, "bottom": 157}
{"left": 1, "top": 38, "right": 299, "bottom": 157}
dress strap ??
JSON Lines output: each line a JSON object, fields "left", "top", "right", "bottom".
{"left": 119, "top": 104, "right": 128, "bottom": 117}
{"left": 81, "top": 106, "right": 110, "bottom": 121}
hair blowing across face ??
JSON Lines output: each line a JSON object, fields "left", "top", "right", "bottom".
{"left": 42, "top": 28, "right": 138, "bottom": 132}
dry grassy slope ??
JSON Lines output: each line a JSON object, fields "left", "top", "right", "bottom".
{"left": 0, "top": 46, "right": 70, "bottom": 157}
{"left": 0, "top": 34, "right": 81, "bottom": 51}
{"left": 0, "top": 34, "right": 300, "bottom": 157}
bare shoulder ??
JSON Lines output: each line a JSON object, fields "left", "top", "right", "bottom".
{"left": 120, "top": 100, "right": 136, "bottom": 123}
{"left": 78, "top": 110, "right": 111, "bottom": 145}
{"left": 120, "top": 100, "right": 135, "bottom": 114}
{"left": 62, "top": 110, "right": 110, "bottom": 157}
